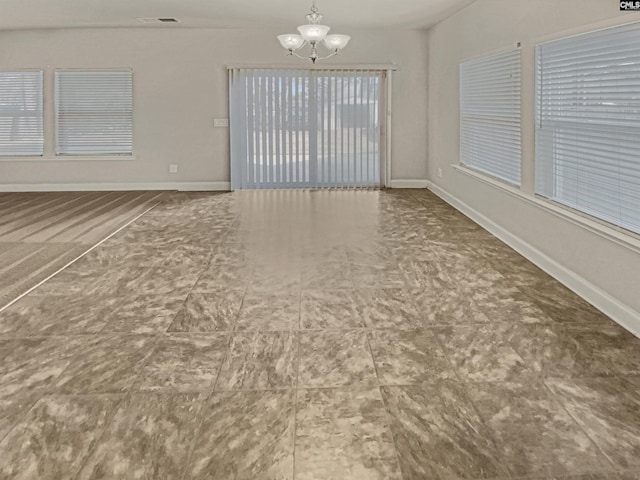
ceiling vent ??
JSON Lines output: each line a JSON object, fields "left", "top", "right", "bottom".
{"left": 137, "top": 17, "right": 179, "bottom": 24}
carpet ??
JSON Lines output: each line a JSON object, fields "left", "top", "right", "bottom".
{"left": 0, "top": 190, "right": 166, "bottom": 308}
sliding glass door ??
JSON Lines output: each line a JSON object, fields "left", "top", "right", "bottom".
{"left": 229, "top": 69, "right": 385, "bottom": 189}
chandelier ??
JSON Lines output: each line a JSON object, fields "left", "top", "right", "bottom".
{"left": 277, "top": 1, "right": 351, "bottom": 64}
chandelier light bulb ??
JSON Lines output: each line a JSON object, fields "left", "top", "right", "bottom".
{"left": 323, "top": 34, "right": 351, "bottom": 50}
{"left": 297, "top": 24, "right": 331, "bottom": 42}
{"left": 277, "top": 34, "right": 305, "bottom": 51}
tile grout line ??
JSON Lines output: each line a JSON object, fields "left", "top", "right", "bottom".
{"left": 292, "top": 288, "right": 302, "bottom": 480}
{"left": 0, "top": 392, "right": 43, "bottom": 446}
{"left": 539, "top": 377, "right": 619, "bottom": 472}
{"left": 493, "top": 302, "right": 622, "bottom": 475}
{"left": 174, "top": 381, "right": 227, "bottom": 480}
{"left": 70, "top": 393, "right": 129, "bottom": 480}
{"left": 120, "top": 331, "right": 167, "bottom": 395}
{"left": 430, "top": 324, "right": 518, "bottom": 478}
{"left": 0, "top": 323, "right": 515, "bottom": 341}
{"left": 292, "top": 308, "right": 302, "bottom": 480}
{"left": 163, "top": 233, "right": 220, "bottom": 335}
{"left": 176, "top": 272, "right": 245, "bottom": 480}
{"left": 209, "top": 271, "right": 248, "bottom": 391}
{"left": 365, "top": 328, "right": 406, "bottom": 480}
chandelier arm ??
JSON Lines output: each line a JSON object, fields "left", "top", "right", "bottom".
{"left": 287, "top": 48, "right": 339, "bottom": 62}
{"left": 289, "top": 49, "right": 312, "bottom": 60}
{"left": 314, "top": 49, "right": 340, "bottom": 61}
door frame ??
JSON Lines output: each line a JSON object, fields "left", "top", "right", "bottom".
{"left": 228, "top": 65, "right": 396, "bottom": 190}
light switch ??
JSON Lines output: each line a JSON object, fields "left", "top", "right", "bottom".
{"left": 214, "top": 118, "right": 229, "bottom": 127}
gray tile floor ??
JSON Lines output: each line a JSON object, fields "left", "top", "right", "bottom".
{"left": 0, "top": 189, "right": 639, "bottom": 479}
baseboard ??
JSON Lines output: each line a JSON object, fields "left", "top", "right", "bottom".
{"left": 0, "top": 182, "right": 231, "bottom": 192}
{"left": 389, "top": 179, "right": 429, "bottom": 189}
{"left": 427, "top": 181, "right": 640, "bottom": 338}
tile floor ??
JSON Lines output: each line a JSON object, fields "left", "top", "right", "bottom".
{"left": 0, "top": 189, "right": 639, "bottom": 480}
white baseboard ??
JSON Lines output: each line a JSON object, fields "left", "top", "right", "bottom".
{"left": 389, "top": 179, "right": 429, "bottom": 189}
{"left": 0, "top": 182, "right": 231, "bottom": 192}
{"left": 427, "top": 181, "right": 640, "bottom": 338}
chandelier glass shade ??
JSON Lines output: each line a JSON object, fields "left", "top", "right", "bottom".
{"left": 277, "top": 1, "right": 350, "bottom": 63}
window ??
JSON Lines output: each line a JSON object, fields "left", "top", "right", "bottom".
{"left": 536, "top": 22, "right": 640, "bottom": 235}
{"left": 55, "top": 70, "right": 133, "bottom": 155}
{"left": 0, "top": 71, "right": 43, "bottom": 156}
{"left": 460, "top": 48, "right": 521, "bottom": 185}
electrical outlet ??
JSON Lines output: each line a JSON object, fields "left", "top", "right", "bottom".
{"left": 214, "top": 118, "right": 229, "bottom": 127}
{"left": 169, "top": 164, "right": 178, "bottom": 174}
{"left": 437, "top": 168, "right": 443, "bottom": 178}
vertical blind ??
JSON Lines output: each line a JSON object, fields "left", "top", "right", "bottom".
{"left": 230, "top": 69, "right": 383, "bottom": 189}
{"left": 0, "top": 71, "right": 43, "bottom": 156}
{"left": 55, "top": 70, "right": 133, "bottom": 155}
{"left": 536, "top": 22, "right": 640, "bottom": 235}
{"left": 460, "top": 48, "right": 521, "bottom": 185}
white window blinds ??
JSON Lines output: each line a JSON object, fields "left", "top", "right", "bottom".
{"left": 536, "top": 22, "right": 640, "bottom": 235}
{"left": 460, "top": 48, "right": 521, "bottom": 185}
{"left": 0, "top": 71, "right": 43, "bottom": 156}
{"left": 55, "top": 70, "right": 133, "bottom": 155}
{"left": 229, "top": 69, "right": 383, "bottom": 189}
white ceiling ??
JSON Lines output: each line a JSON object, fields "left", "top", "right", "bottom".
{"left": 0, "top": 0, "right": 477, "bottom": 31}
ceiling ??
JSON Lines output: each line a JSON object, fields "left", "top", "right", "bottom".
{"left": 0, "top": 0, "right": 477, "bottom": 31}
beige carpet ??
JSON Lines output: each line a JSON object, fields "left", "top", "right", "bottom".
{"left": 0, "top": 190, "right": 166, "bottom": 308}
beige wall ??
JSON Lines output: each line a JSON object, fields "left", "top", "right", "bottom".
{"left": 428, "top": 0, "right": 640, "bottom": 329}
{"left": 0, "top": 27, "right": 428, "bottom": 187}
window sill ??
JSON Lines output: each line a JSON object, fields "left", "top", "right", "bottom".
{"left": 0, "top": 155, "right": 136, "bottom": 162}
{"left": 451, "top": 164, "right": 640, "bottom": 255}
